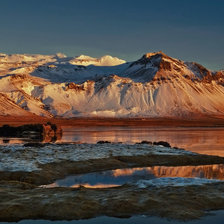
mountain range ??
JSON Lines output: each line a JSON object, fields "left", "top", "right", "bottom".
{"left": 0, "top": 51, "right": 223, "bottom": 118}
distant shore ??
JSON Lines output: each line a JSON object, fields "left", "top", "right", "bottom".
{"left": 0, "top": 115, "right": 224, "bottom": 127}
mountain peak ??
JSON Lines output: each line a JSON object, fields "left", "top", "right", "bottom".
{"left": 55, "top": 53, "right": 67, "bottom": 58}
{"left": 75, "top": 55, "right": 95, "bottom": 60}
{"left": 124, "top": 51, "right": 212, "bottom": 82}
{"left": 144, "top": 51, "right": 167, "bottom": 58}
{"left": 70, "top": 55, "right": 126, "bottom": 66}
{"left": 129, "top": 51, "right": 173, "bottom": 69}
{"left": 143, "top": 51, "right": 179, "bottom": 63}
{"left": 1, "top": 51, "right": 224, "bottom": 118}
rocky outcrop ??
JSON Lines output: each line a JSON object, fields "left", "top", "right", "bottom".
{"left": 42, "top": 122, "right": 62, "bottom": 142}
{"left": 0, "top": 150, "right": 224, "bottom": 221}
{"left": 0, "top": 122, "right": 62, "bottom": 142}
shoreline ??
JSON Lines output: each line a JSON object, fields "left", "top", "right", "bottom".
{"left": 1, "top": 147, "right": 224, "bottom": 221}
{"left": 2, "top": 152, "right": 224, "bottom": 185}
{"left": 1, "top": 116, "right": 224, "bottom": 127}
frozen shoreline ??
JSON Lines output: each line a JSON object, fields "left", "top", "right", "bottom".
{"left": 0, "top": 143, "right": 224, "bottom": 221}
{"left": 0, "top": 143, "right": 195, "bottom": 172}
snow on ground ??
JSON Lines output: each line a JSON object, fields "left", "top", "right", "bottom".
{"left": 0, "top": 143, "right": 195, "bottom": 172}
{"left": 136, "top": 177, "right": 222, "bottom": 188}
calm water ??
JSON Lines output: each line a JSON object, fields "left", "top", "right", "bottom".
{"left": 44, "top": 164, "right": 224, "bottom": 189}
{"left": 61, "top": 126, "right": 224, "bottom": 156}
{"left": 2, "top": 127, "right": 224, "bottom": 223}
{"left": 1, "top": 127, "right": 224, "bottom": 157}
{"left": 2, "top": 211, "right": 224, "bottom": 224}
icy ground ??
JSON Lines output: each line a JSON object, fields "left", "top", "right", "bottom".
{"left": 136, "top": 177, "right": 222, "bottom": 188}
{"left": 0, "top": 143, "right": 195, "bottom": 172}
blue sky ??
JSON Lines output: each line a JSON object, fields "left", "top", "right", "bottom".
{"left": 0, "top": 0, "right": 223, "bottom": 70}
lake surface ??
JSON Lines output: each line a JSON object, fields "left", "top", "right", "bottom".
{"left": 1, "top": 126, "right": 224, "bottom": 157}
{"left": 2, "top": 211, "right": 224, "bottom": 224}
{"left": 1, "top": 126, "right": 224, "bottom": 223}
{"left": 60, "top": 126, "right": 224, "bottom": 156}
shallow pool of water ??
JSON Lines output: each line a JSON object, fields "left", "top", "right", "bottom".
{"left": 44, "top": 164, "right": 224, "bottom": 189}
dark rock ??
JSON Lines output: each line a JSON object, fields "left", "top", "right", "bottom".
{"left": 153, "top": 141, "right": 171, "bottom": 148}
{"left": 140, "top": 140, "right": 153, "bottom": 144}
{"left": 97, "top": 141, "right": 111, "bottom": 144}
{"left": 0, "top": 124, "right": 43, "bottom": 139}
{"left": 23, "top": 143, "right": 45, "bottom": 147}
{"left": 173, "top": 146, "right": 185, "bottom": 151}
{"left": 0, "top": 123, "right": 62, "bottom": 143}
{"left": 2, "top": 139, "right": 10, "bottom": 143}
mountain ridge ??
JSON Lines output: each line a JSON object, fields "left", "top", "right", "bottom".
{"left": 0, "top": 52, "right": 223, "bottom": 119}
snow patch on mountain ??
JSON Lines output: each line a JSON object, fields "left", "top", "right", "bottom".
{"left": 29, "top": 74, "right": 224, "bottom": 118}
{"left": 70, "top": 55, "right": 126, "bottom": 66}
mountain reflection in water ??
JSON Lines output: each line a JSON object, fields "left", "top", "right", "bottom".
{"left": 61, "top": 126, "right": 224, "bottom": 156}
{"left": 1, "top": 126, "right": 224, "bottom": 157}
{"left": 113, "top": 165, "right": 224, "bottom": 180}
{"left": 46, "top": 164, "right": 224, "bottom": 189}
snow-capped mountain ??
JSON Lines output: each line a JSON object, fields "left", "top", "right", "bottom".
{"left": 69, "top": 55, "right": 126, "bottom": 66}
{"left": 0, "top": 51, "right": 224, "bottom": 118}
{"left": 122, "top": 51, "right": 213, "bottom": 82}
{"left": 0, "top": 53, "right": 129, "bottom": 83}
